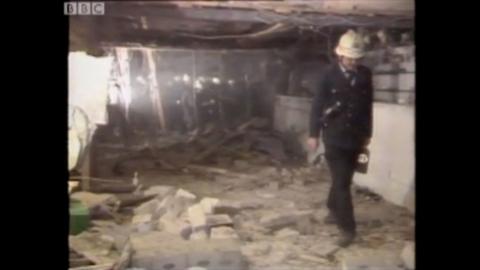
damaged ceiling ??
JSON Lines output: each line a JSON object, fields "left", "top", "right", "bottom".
{"left": 70, "top": 0, "right": 414, "bottom": 52}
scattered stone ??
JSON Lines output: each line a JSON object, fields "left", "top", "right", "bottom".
{"left": 298, "top": 254, "right": 331, "bottom": 265}
{"left": 187, "top": 238, "right": 247, "bottom": 270}
{"left": 176, "top": 188, "right": 197, "bottom": 201}
{"left": 275, "top": 228, "right": 300, "bottom": 240}
{"left": 268, "top": 181, "right": 281, "bottom": 191}
{"left": 90, "top": 221, "right": 130, "bottom": 251}
{"left": 210, "top": 227, "right": 239, "bottom": 240}
{"left": 296, "top": 216, "right": 315, "bottom": 235}
{"left": 188, "top": 204, "right": 208, "bottom": 240}
{"left": 160, "top": 189, "right": 197, "bottom": 220}
{"left": 260, "top": 210, "right": 313, "bottom": 231}
{"left": 133, "top": 199, "right": 159, "bottom": 216}
{"left": 131, "top": 214, "right": 153, "bottom": 233}
{"left": 401, "top": 241, "right": 415, "bottom": 269}
{"left": 206, "top": 214, "right": 234, "bottom": 228}
{"left": 190, "top": 230, "right": 208, "bottom": 240}
{"left": 280, "top": 168, "right": 293, "bottom": 178}
{"left": 288, "top": 183, "right": 310, "bottom": 193}
{"left": 188, "top": 204, "right": 207, "bottom": 229}
{"left": 341, "top": 253, "right": 404, "bottom": 270}
{"left": 157, "top": 216, "right": 192, "bottom": 240}
{"left": 199, "top": 197, "right": 220, "bottom": 215}
{"left": 240, "top": 242, "right": 272, "bottom": 257}
{"left": 293, "top": 178, "right": 306, "bottom": 186}
{"left": 214, "top": 200, "right": 263, "bottom": 216}
{"left": 130, "top": 231, "right": 189, "bottom": 269}
{"left": 256, "top": 191, "right": 276, "bottom": 199}
{"left": 309, "top": 242, "right": 340, "bottom": 258}
{"left": 70, "top": 231, "right": 118, "bottom": 265}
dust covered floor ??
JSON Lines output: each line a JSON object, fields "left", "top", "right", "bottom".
{"left": 80, "top": 127, "right": 414, "bottom": 270}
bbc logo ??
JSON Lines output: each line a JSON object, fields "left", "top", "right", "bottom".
{"left": 64, "top": 2, "right": 105, "bottom": 15}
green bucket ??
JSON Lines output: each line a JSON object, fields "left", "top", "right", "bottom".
{"left": 69, "top": 199, "right": 90, "bottom": 235}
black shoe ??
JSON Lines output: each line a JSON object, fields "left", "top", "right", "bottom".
{"left": 324, "top": 212, "right": 337, "bottom": 225}
{"left": 337, "top": 231, "right": 356, "bottom": 247}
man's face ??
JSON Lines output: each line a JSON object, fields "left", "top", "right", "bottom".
{"left": 339, "top": 56, "right": 360, "bottom": 71}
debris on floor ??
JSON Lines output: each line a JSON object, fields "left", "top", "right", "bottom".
{"left": 69, "top": 117, "right": 414, "bottom": 270}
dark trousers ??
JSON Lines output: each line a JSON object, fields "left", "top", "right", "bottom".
{"left": 325, "top": 144, "right": 361, "bottom": 233}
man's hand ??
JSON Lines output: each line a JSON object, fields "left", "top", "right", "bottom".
{"left": 307, "top": 137, "right": 319, "bottom": 151}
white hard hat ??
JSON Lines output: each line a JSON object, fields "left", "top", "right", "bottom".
{"left": 335, "top": 29, "right": 366, "bottom": 59}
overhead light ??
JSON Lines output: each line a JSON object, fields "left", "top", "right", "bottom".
{"left": 174, "top": 76, "right": 181, "bottom": 82}
{"left": 227, "top": 79, "right": 235, "bottom": 86}
{"left": 183, "top": 74, "right": 191, "bottom": 82}
{"left": 212, "top": 77, "right": 220, "bottom": 84}
{"left": 194, "top": 81, "right": 203, "bottom": 89}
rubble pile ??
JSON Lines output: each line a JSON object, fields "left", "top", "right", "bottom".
{"left": 70, "top": 119, "right": 414, "bottom": 270}
{"left": 110, "top": 117, "right": 302, "bottom": 177}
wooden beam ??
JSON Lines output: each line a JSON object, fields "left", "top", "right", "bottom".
{"left": 104, "top": 1, "right": 414, "bottom": 24}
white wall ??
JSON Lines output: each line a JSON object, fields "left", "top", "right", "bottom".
{"left": 354, "top": 103, "right": 415, "bottom": 212}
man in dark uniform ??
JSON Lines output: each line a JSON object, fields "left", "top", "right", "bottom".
{"left": 308, "top": 30, "right": 373, "bottom": 247}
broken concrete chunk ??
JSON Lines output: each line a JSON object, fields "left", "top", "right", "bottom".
{"left": 160, "top": 190, "right": 197, "bottom": 220}
{"left": 296, "top": 216, "right": 315, "bottom": 235}
{"left": 132, "top": 214, "right": 152, "bottom": 224}
{"left": 176, "top": 189, "right": 197, "bottom": 200}
{"left": 268, "top": 181, "right": 281, "bottom": 191}
{"left": 69, "top": 232, "right": 118, "bottom": 266}
{"left": 130, "top": 231, "right": 190, "bottom": 270}
{"left": 188, "top": 238, "right": 247, "bottom": 270}
{"left": 90, "top": 221, "right": 130, "bottom": 252}
{"left": 143, "top": 185, "right": 176, "bottom": 199}
{"left": 213, "top": 199, "right": 263, "bottom": 216}
{"left": 309, "top": 242, "right": 340, "bottom": 258}
{"left": 206, "top": 214, "right": 233, "bottom": 228}
{"left": 189, "top": 230, "right": 209, "bottom": 240}
{"left": 131, "top": 214, "right": 153, "bottom": 233}
{"left": 256, "top": 190, "right": 276, "bottom": 199}
{"left": 341, "top": 253, "right": 404, "bottom": 270}
{"left": 157, "top": 217, "right": 192, "bottom": 240}
{"left": 199, "top": 197, "right": 220, "bottom": 215}
{"left": 275, "top": 228, "right": 300, "bottom": 240}
{"left": 260, "top": 210, "right": 314, "bottom": 231}
{"left": 240, "top": 242, "right": 272, "bottom": 257}
{"left": 133, "top": 199, "right": 159, "bottom": 216}
{"left": 210, "top": 227, "right": 239, "bottom": 240}
{"left": 188, "top": 204, "right": 207, "bottom": 229}
{"left": 401, "top": 241, "right": 415, "bottom": 270}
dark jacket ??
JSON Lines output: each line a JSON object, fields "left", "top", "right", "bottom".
{"left": 309, "top": 63, "right": 373, "bottom": 149}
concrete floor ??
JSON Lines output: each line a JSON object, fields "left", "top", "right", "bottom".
{"left": 91, "top": 136, "right": 414, "bottom": 270}
{"left": 141, "top": 171, "right": 412, "bottom": 269}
